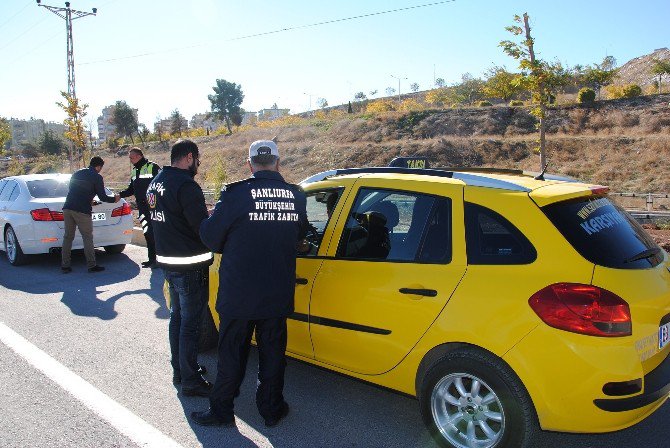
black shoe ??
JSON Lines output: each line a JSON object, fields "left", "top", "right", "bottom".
{"left": 141, "top": 260, "right": 157, "bottom": 268}
{"left": 61, "top": 267, "right": 72, "bottom": 274}
{"left": 191, "top": 409, "right": 235, "bottom": 427}
{"left": 264, "top": 402, "right": 289, "bottom": 427}
{"left": 182, "top": 380, "right": 213, "bottom": 397}
{"left": 88, "top": 265, "right": 105, "bottom": 273}
{"left": 172, "top": 365, "right": 207, "bottom": 385}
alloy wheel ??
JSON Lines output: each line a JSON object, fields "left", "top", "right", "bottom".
{"left": 431, "top": 373, "right": 505, "bottom": 448}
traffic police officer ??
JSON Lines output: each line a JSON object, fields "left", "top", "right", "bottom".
{"left": 192, "top": 139, "right": 308, "bottom": 427}
{"left": 147, "top": 139, "right": 213, "bottom": 397}
{"left": 118, "top": 147, "right": 160, "bottom": 267}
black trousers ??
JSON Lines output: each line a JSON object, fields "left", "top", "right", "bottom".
{"left": 137, "top": 204, "right": 156, "bottom": 262}
{"left": 209, "top": 317, "right": 288, "bottom": 420}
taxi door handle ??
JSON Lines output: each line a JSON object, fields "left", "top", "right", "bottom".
{"left": 399, "top": 288, "right": 437, "bottom": 297}
{"left": 296, "top": 277, "right": 308, "bottom": 285}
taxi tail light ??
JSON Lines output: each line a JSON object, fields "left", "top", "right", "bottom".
{"left": 529, "top": 283, "right": 631, "bottom": 337}
{"left": 111, "top": 203, "right": 132, "bottom": 217}
{"left": 31, "top": 208, "right": 64, "bottom": 221}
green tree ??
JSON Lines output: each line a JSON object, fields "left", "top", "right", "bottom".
{"left": 208, "top": 79, "right": 244, "bottom": 134}
{"left": 0, "top": 117, "right": 10, "bottom": 153}
{"left": 500, "top": 13, "right": 553, "bottom": 170}
{"left": 317, "top": 98, "right": 328, "bottom": 108}
{"left": 452, "top": 73, "right": 485, "bottom": 105}
{"left": 651, "top": 59, "right": 670, "bottom": 94}
{"left": 56, "top": 91, "right": 88, "bottom": 170}
{"left": 483, "top": 66, "right": 523, "bottom": 102}
{"left": 435, "top": 78, "right": 446, "bottom": 88}
{"left": 138, "top": 123, "right": 150, "bottom": 145}
{"left": 369, "top": 89, "right": 378, "bottom": 97}
{"left": 584, "top": 56, "right": 618, "bottom": 98}
{"left": 354, "top": 91, "right": 367, "bottom": 101}
{"left": 170, "top": 109, "right": 186, "bottom": 137}
{"left": 410, "top": 82, "right": 420, "bottom": 92}
{"left": 38, "top": 130, "right": 65, "bottom": 155}
{"left": 385, "top": 87, "right": 396, "bottom": 96}
{"left": 111, "top": 100, "right": 138, "bottom": 143}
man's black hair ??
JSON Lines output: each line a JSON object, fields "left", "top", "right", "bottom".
{"left": 129, "top": 147, "right": 144, "bottom": 157}
{"left": 171, "top": 139, "right": 199, "bottom": 164}
{"left": 89, "top": 156, "right": 105, "bottom": 168}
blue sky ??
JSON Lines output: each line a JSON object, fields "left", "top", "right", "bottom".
{"left": 1, "top": 0, "right": 668, "bottom": 135}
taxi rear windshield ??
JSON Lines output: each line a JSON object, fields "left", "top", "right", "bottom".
{"left": 542, "top": 196, "right": 663, "bottom": 269}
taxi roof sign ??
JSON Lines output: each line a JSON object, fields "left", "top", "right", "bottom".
{"left": 388, "top": 157, "right": 429, "bottom": 169}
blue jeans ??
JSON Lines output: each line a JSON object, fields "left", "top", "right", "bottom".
{"left": 164, "top": 269, "right": 208, "bottom": 389}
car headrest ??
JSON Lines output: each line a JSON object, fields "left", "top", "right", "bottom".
{"left": 371, "top": 201, "right": 399, "bottom": 229}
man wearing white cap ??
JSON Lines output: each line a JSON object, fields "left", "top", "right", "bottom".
{"left": 193, "top": 139, "right": 309, "bottom": 427}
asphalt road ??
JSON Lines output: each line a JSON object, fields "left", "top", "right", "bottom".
{"left": 1, "top": 244, "right": 669, "bottom": 448}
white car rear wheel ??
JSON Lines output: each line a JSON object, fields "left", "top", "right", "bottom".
{"left": 5, "top": 226, "right": 28, "bottom": 266}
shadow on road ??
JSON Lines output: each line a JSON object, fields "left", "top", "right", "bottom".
{"left": 0, "top": 249, "right": 149, "bottom": 321}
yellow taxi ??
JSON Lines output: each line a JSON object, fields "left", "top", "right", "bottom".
{"left": 194, "top": 158, "right": 670, "bottom": 448}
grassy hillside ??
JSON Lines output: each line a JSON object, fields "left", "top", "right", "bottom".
{"left": 5, "top": 94, "right": 670, "bottom": 194}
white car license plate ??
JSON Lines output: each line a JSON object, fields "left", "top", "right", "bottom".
{"left": 659, "top": 322, "right": 670, "bottom": 350}
{"left": 92, "top": 212, "right": 106, "bottom": 222}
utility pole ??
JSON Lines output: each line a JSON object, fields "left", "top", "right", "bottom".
{"left": 36, "top": 1, "right": 97, "bottom": 99}
{"left": 391, "top": 74, "right": 407, "bottom": 101}
{"left": 522, "top": 12, "right": 546, "bottom": 171}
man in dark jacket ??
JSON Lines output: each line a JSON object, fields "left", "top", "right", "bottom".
{"left": 147, "top": 139, "right": 213, "bottom": 397}
{"left": 61, "top": 156, "right": 119, "bottom": 273}
{"left": 192, "top": 139, "right": 308, "bottom": 428}
{"left": 118, "top": 147, "right": 160, "bottom": 268}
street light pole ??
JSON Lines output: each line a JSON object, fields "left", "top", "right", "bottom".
{"left": 36, "top": 1, "right": 97, "bottom": 99}
{"left": 391, "top": 74, "right": 407, "bottom": 101}
{"left": 303, "top": 92, "right": 314, "bottom": 113}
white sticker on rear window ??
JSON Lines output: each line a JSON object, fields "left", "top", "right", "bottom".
{"left": 579, "top": 211, "right": 626, "bottom": 235}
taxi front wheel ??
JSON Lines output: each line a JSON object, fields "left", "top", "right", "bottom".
{"left": 418, "top": 347, "right": 538, "bottom": 448}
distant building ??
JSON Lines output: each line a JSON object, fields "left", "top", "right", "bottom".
{"left": 97, "top": 104, "right": 138, "bottom": 143}
{"left": 258, "top": 106, "right": 290, "bottom": 121}
{"left": 8, "top": 118, "right": 66, "bottom": 149}
{"left": 241, "top": 111, "right": 257, "bottom": 126}
{"left": 154, "top": 117, "right": 188, "bottom": 135}
{"left": 190, "top": 113, "right": 224, "bottom": 132}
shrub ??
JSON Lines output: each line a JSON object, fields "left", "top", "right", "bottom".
{"left": 605, "top": 84, "right": 643, "bottom": 99}
{"left": 509, "top": 100, "right": 524, "bottom": 106}
{"left": 577, "top": 88, "right": 596, "bottom": 104}
{"left": 398, "top": 99, "right": 425, "bottom": 112}
{"left": 477, "top": 101, "right": 492, "bottom": 107}
{"left": 366, "top": 99, "right": 396, "bottom": 113}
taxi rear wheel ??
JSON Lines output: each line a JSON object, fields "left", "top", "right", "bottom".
{"left": 5, "top": 226, "right": 28, "bottom": 266}
{"left": 419, "top": 348, "right": 537, "bottom": 448}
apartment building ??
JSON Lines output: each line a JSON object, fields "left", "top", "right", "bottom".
{"left": 8, "top": 118, "right": 66, "bottom": 149}
{"left": 97, "top": 104, "right": 138, "bottom": 143}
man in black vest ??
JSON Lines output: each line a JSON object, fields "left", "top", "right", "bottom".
{"left": 118, "top": 147, "right": 160, "bottom": 268}
{"left": 192, "top": 139, "right": 308, "bottom": 427}
{"left": 147, "top": 139, "right": 213, "bottom": 397}
{"left": 61, "top": 156, "right": 119, "bottom": 273}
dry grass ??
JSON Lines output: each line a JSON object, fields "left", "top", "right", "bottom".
{"left": 6, "top": 94, "right": 670, "bottom": 194}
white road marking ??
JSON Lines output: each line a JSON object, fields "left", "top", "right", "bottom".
{"left": 0, "top": 321, "right": 183, "bottom": 448}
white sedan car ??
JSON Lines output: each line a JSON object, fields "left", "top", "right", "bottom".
{"left": 0, "top": 173, "right": 133, "bottom": 266}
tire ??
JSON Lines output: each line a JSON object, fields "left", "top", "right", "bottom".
{"left": 5, "top": 226, "right": 28, "bottom": 266}
{"left": 103, "top": 244, "right": 126, "bottom": 254}
{"left": 198, "top": 307, "right": 218, "bottom": 352}
{"left": 418, "top": 347, "right": 538, "bottom": 448}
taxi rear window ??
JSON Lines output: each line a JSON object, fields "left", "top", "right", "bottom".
{"left": 542, "top": 196, "right": 663, "bottom": 269}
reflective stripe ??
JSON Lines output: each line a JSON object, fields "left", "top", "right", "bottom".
{"left": 156, "top": 252, "right": 212, "bottom": 265}
{"left": 139, "top": 174, "right": 153, "bottom": 178}
{"left": 138, "top": 214, "right": 145, "bottom": 221}
{"left": 142, "top": 227, "right": 149, "bottom": 234}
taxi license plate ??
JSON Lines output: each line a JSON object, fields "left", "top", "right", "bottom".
{"left": 92, "top": 212, "right": 106, "bottom": 221}
{"left": 659, "top": 322, "right": 670, "bottom": 350}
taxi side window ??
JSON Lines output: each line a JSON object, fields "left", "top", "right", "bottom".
{"left": 464, "top": 202, "right": 537, "bottom": 265}
{"left": 336, "top": 188, "right": 451, "bottom": 263}
{"left": 301, "top": 188, "right": 343, "bottom": 257}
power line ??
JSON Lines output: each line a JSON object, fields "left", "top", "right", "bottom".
{"left": 79, "top": 0, "right": 456, "bottom": 66}
{"left": 0, "top": 1, "right": 32, "bottom": 31}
